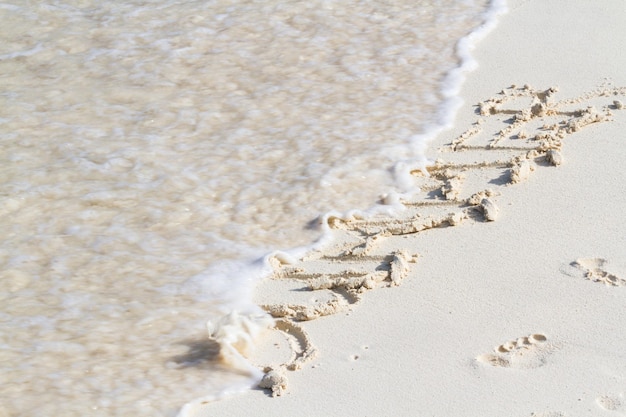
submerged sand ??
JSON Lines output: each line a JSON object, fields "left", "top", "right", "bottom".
{"left": 0, "top": 1, "right": 490, "bottom": 416}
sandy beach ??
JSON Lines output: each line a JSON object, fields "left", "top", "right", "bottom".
{"left": 188, "top": 0, "right": 626, "bottom": 416}
{"left": 186, "top": 1, "right": 626, "bottom": 416}
{"left": 3, "top": 0, "right": 624, "bottom": 416}
{"left": 184, "top": 0, "right": 626, "bottom": 417}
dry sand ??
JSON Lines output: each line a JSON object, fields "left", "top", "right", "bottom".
{"left": 187, "top": 1, "right": 626, "bottom": 416}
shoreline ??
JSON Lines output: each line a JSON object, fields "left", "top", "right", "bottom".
{"left": 188, "top": 1, "right": 626, "bottom": 416}
{"left": 0, "top": 2, "right": 505, "bottom": 416}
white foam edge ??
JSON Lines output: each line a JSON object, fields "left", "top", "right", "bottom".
{"left": 178, "top": 1, "right": 509, "bottom": 413}
{"left": 176, "top": 375, "right": 262, "bottom": 417}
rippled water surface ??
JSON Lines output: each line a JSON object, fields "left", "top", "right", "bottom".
{"left": 0, "top": 0, "right": 490, "bottom": 415}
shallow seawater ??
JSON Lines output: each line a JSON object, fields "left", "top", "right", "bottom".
{"left": 0, "top": 0, "right": 491, "bottom": 415}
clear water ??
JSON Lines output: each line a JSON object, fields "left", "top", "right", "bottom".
{"left": 0, "top": 0, "right": 497, "bottom": 415}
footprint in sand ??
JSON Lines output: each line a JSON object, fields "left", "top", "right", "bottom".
{"left": 476, "top": 333, "right": 556, "bottom": 369}
{"left": 569, "top": 258, "right": 626, "bottom": 287}
{"left": 597, "top": 392, "right": 626, "bottom": 414}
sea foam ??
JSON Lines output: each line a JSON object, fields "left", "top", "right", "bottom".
{"left": 0, "top": 0, "right": 505, "bottom": 415}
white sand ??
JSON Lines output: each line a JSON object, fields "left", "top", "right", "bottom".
{"left": 189, "top": 1, "right": 626, "bottom": 416}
